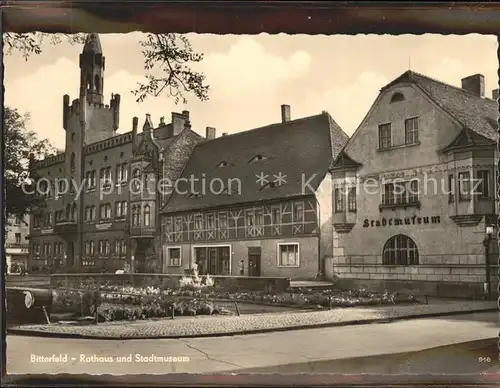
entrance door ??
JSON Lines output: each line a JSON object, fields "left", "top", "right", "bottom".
{"left": 248, "top": 247, "right": 261, "bottom": 277}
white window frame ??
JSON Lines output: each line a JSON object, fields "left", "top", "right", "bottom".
{"left": 167, "top": 246, "right": 182, "bottom": 267}
{"left": 277, "top": 242, "right": 300, "bottom": 268}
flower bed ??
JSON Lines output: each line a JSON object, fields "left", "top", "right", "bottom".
{"left": 50, "top": 269, "right": 422, "bottom": 323}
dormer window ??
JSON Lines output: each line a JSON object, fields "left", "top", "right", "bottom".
{"left": 260, "top": 181, "right": 282, "bottom": 191}
{"left": 188, "top": 192, "right": 201, "bottom": 199}
{"left": 217, "top": 161, "right": 228, "bottom": 168}
{"left": 390, "top": 92, "right": 405, "bottom": 103}
{"left": 248, "top": 154, "right": 268, "bottom": 164}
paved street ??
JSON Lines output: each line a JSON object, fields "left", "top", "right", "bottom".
{"left": 6, "top": 311, "right": 499, "bottom": 376}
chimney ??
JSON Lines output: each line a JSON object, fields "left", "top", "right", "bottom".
{"left": 182, "top": 110, "right": 190, "bottom": 120}
{"left": 461, "top": 74, "right": 485, "bottom": 98}
{"left": 222, "top": 132, "right": 228, "bottom": 136}
{"left": 492, "top": 89, "right": 499, "bottom": 101}
{"left": 143, "top": 113, "right": 153, "bottom": 132}
{"left": 281, "top": 104, "right": 291, "bottom": 122}
{"left": 132, "top": 117, "right": 138, "bottom": 153}
{"left": 206, "top": 127, "right": 216, "bottom": 139}
{"left": 159, "top": 116, "right": 165, "bottom": 126}
{"left": 171, "top": 112, "right": 186, "bottom": 136}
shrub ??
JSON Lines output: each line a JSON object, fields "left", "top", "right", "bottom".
{"left": 160, "top": 277, "right": 180, "bottom": 291}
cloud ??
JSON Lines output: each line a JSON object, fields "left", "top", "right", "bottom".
{"left": 5, "top": 36, "right": 312, "bottom": 148}
{"left": 301, "top": 71, "right": 389, "bottom": 135}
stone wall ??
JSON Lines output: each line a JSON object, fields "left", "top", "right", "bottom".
{"left": 50, "top": 273, "right": 291, "bottom": 292}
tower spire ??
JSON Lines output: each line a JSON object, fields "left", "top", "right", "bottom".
{"left": 79, "top": 33, "right": 105, "bottom": 104}
{"left": 83, "top": 33, "right": 102, "bottom": 54}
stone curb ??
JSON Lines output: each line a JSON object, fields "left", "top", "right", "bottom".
{"left": 6, "top": 307, "right": 497, "bottom": 340}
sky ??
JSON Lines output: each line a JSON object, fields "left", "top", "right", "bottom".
{"left": 4, "top": 33, "right": 498, "bottom": 150}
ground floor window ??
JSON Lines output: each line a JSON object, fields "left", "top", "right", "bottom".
{"left": 382, "top": 234, "right": 419, "bottom": 265}
{"left": 168, "top": 247, "right": 181, "bottom": 267}
{"left": 194, "top": 246, "right": 230, "bottom": 275}
{"left": 278, "top": 243, "right": 299, "bottom": 267}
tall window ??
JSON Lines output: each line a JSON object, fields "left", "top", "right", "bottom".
{"left": 382, "top": 181, "right": 419, "bottom": 205}
{"left": 347, "top": 187, "right": 357, "bottom": 212}
{"left": 293, "top": 203, "right": 303, "bottom": 222}
{"left": 175, "top": 217, "right": 183, "bottom": 232}
{"left": 143, "top": 205, "right": 151, "bottom": 227}
{"left": 476, "top": 170, "right": 490, "bottom": 199}
{"left": 458, "top": 171, "right": 471, "bottom": 201}
{"left": 255, "top": 208, "right": 264, "bottom": 225}
{"left": 15, "top": 233, "right": 21, "bottom": 244}
{"left": 194, "top": 214, "right": 203, "bottom": 230}
{"left": 334, "top": 188, "right": 344, "bottom": 212}
{"left": 206, "top": 213, "right": 215, "bottom": 229}
{"left": 116, "top": 163, "right": 128, "bottom": 183}
{"left": 132, "top": 168, "right": 141, "bottom": 191}
{"left": 448, "top": 174, "right": 455, "bottom": 203}
{"left": 378, "top": 123, "right": 392, "bottom": 149}
{"left": 71, "top": 204, "right": 77, "bottom": 221}
{"left": 100, "top": 203, "right": 111, "bottom": 220}
{"left": 407, "top": 180, "right": 419, "bottom": 203}
{"left": 382, "top": 234, "right": 419, "bottom": 266}
{"left": 132, "top": 205, "right": 141, "bottom": 226}
{"left": 245, "top": 211, "right": 255, "bottom": 227}
{"left": 278, "top": 243, "right": 299, "bottom": 267}
{"left": 219, "top": 212, "right": 228, "bottom": 229}
{"left": 168, "top": 247, "right": 181, "bottom": 266}
{"left": 271, "top": 206, "right": 281, "bottom": 225}
{"left": 90, "top": 241, "right": 95, "bottom": 256}
{"left": 404, "top": 117, "right": 419, "bottom": 144}
{"left": 70, "top": 153, "right": 75, "bottom": 172}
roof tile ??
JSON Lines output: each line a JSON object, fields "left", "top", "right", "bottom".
{"left": 162, "top": 112, "right": 348, "bottom": 213}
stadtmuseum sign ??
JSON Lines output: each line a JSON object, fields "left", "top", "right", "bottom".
{"left": 363, "top": 215, "right": 441, "bottom": 228}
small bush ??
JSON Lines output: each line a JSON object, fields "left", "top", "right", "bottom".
{"left": 160, "top": 277, "right": 180, "bottom": 291}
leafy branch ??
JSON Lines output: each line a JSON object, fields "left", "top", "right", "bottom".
{"left": 132, "top": 33, "right": 209, "bottom": 104}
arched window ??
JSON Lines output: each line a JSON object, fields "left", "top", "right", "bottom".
{"left": 70, "top": 153, "right": 75, "bottom": 172}
{"left": 144, "top": 205, "right": 151, "bottom": 227}
{"left": 390, "top": 92, "right": 405, "bottom": 103}
{"left": 132, "top": 168, "right": 141, "bottom": 192}
{"left": 382, "top": 234, "right": 419, "bottom": 266}
{"left": 132, "top": 205, "right": 141, "bottom": 226}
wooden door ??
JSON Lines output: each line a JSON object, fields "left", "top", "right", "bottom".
{"left": 248, "top": 247, "right": 261, "bottom": 277}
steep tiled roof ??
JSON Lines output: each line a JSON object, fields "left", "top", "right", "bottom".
{"left": 442, "top": 127, "right": 495, "bottom": 152}
{"left": 330, "top": 149, "right": 362, "bottom": 170}
{"left": 82, "top": 33, "right": 102, "bottom": 54}
{"left": 383, "top": 70, "right": 498, "bottom": 141}
{"left": 161, "top": 112, "right": 348, "bottom": 213}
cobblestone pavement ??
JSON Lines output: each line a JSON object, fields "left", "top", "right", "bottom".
{"left": 7, "top": 300, "right": 497, "bottom": 339}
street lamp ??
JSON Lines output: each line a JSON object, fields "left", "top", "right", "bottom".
{"left": 482, "top": 224, "right": 495, "bottom": 300}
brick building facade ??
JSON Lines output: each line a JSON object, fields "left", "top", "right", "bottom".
{"left": 28, "top": 34, "right": 205, "bottom": 273}
{"left": 160, "top": 108, "right": 348, "bottom": 279}
{"left": 327, "top": 70, "right": 498, "bottom": 298}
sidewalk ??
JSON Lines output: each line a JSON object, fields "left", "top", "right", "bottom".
{"left": 7, "top": 299, "right": 497, "bottom": 340}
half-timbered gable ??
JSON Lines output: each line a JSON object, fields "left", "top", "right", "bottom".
{"left": 160, "top": 106, "right": 349, "bottom": 279}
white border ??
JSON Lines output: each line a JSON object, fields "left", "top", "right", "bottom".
{"left": 166, "top": 245, "right": 182, "bottom": 267}
{"left": 277, "top": 242, "right": 300, "bottom": 268}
